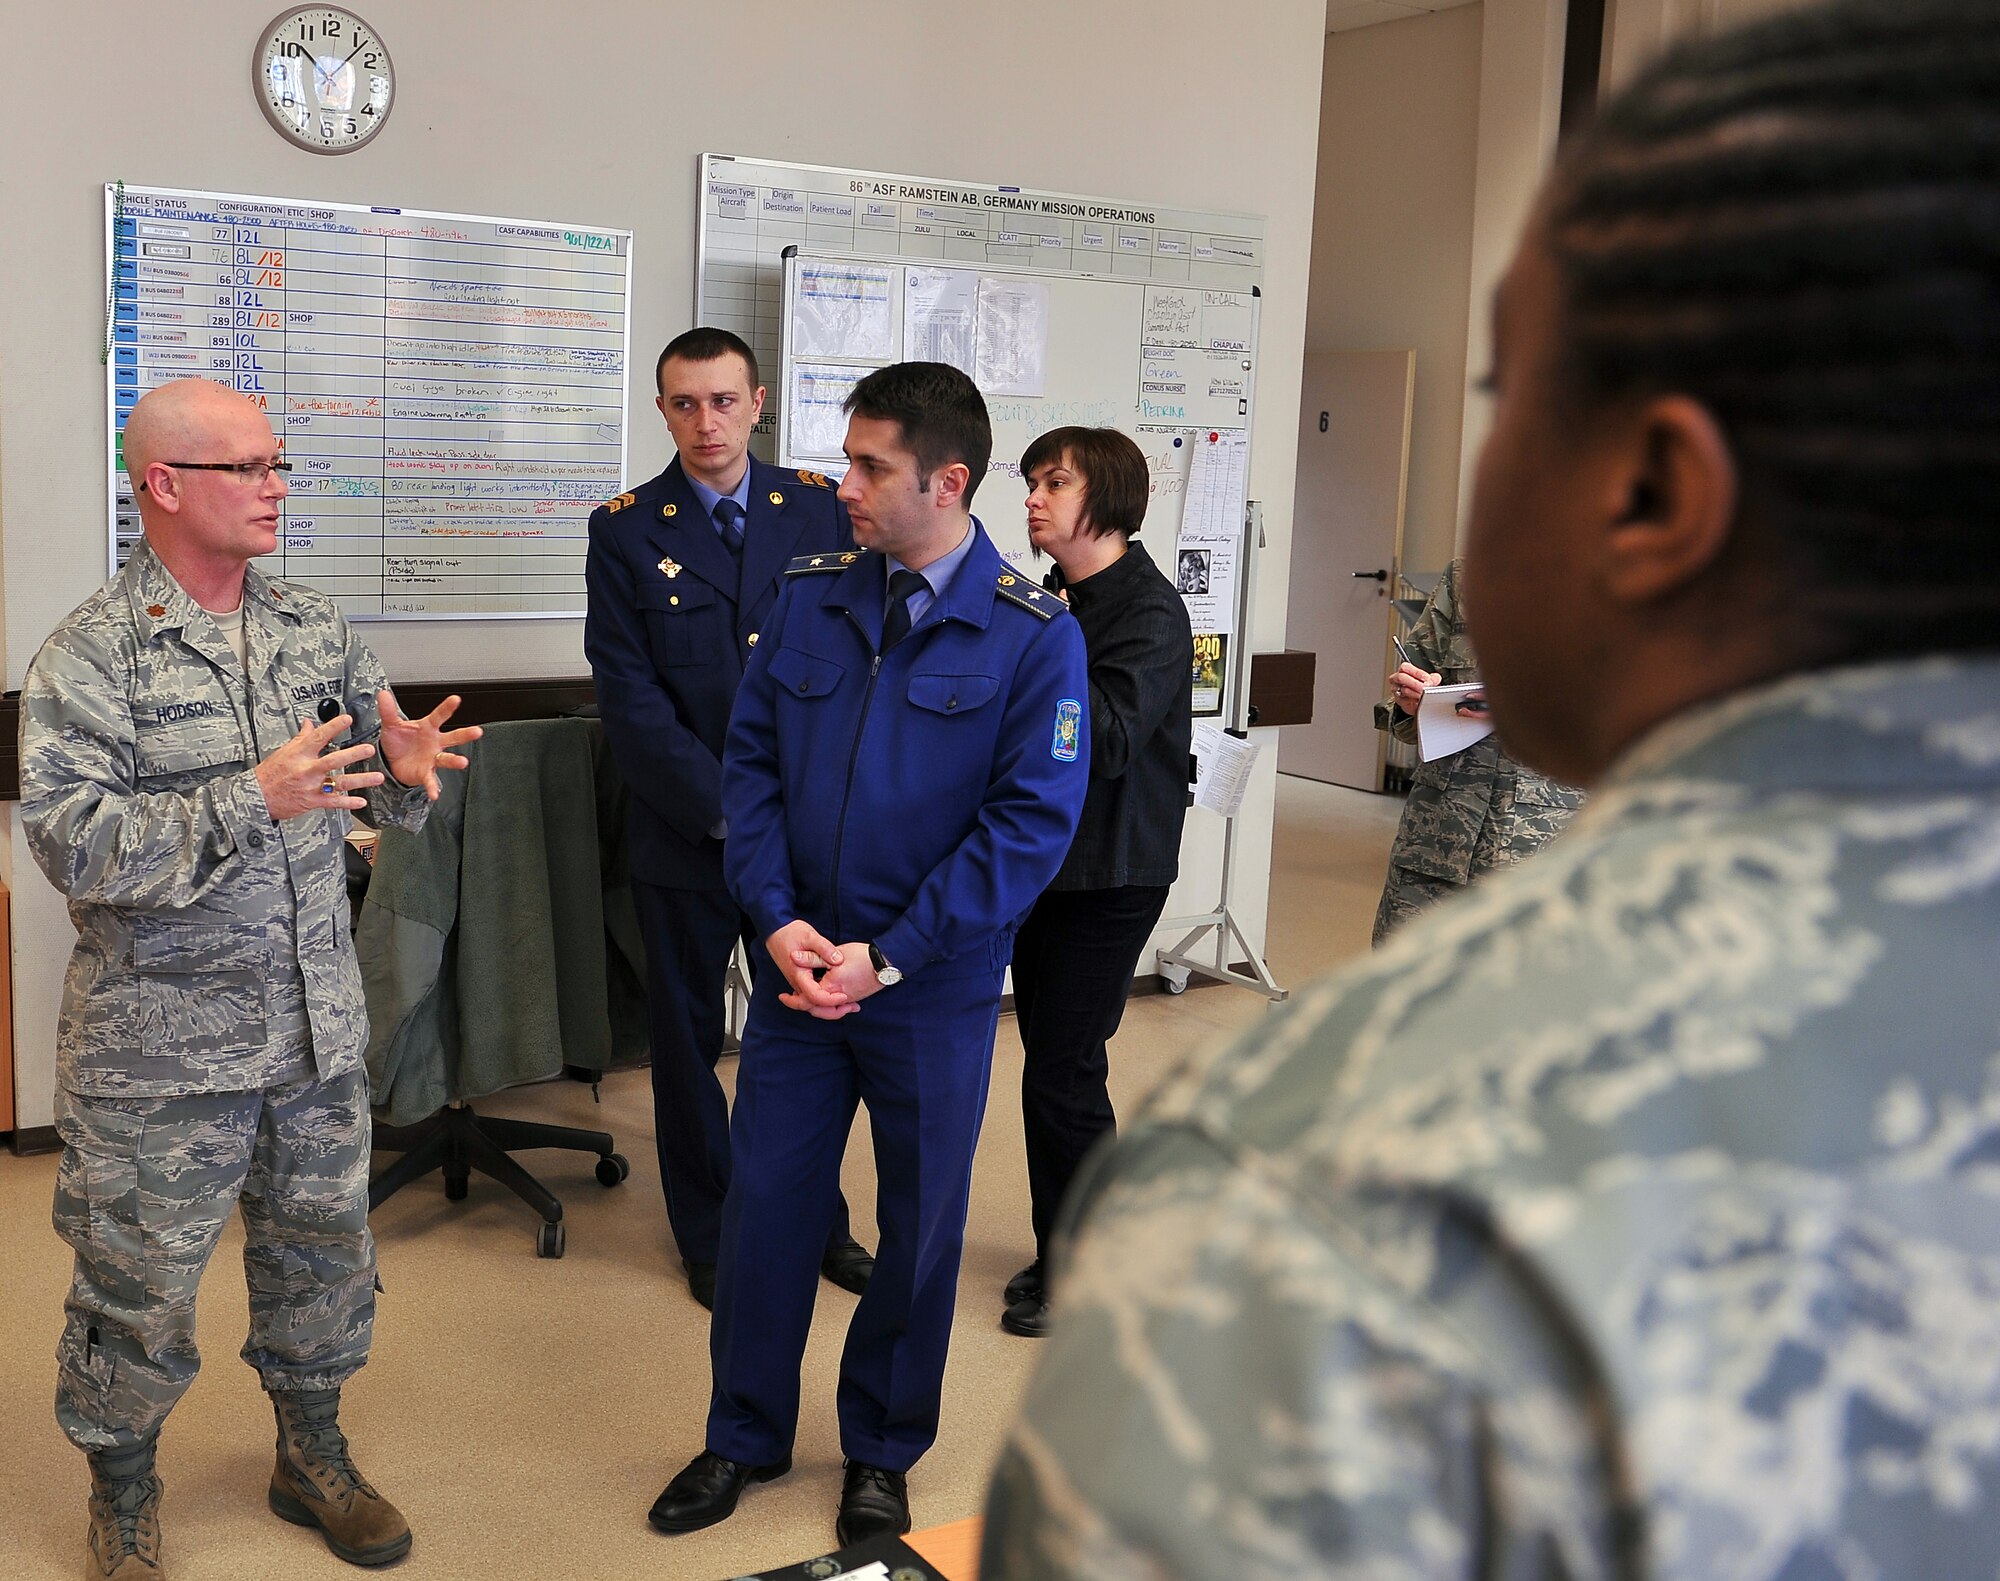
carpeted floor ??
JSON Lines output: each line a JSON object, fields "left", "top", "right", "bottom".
{"left": 0, "top": 775, "right": 1399, "bottom": 1580}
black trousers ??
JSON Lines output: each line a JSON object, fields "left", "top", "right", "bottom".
{"left": 633, "top": 881, "right": 851, "bottom": 1265}
{"left": 1010, "top": 883, "right": 1172, "bottom": 1265}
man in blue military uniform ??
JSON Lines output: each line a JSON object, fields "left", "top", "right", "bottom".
{"left": 646, "top": 362, "right": 1090, "bottom": 1546}
{"left": 584, "top": 327, "right": 871, "bottom": 1308}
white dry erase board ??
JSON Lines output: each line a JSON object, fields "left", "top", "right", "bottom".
{"left": 106, "top": 182, "right": 632, "bottom": 619}
{"left": 695, "top": 152, "right": 1265, "bottom": 451}
{"left": 776, "top": 246, "right": 1259, "bottom": 718}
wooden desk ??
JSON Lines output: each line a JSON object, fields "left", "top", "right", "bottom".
{"left": 906, "top": 1516, "right": 982, "bottom": 1580}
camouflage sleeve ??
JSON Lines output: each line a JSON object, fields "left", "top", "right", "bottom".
{"left": 18, "top": 626, "right": 270, "bottom": 910}
{"left": 1380, "top": 562, "right": 1462, "bottom": 748}
{"left": 982, "top": 1122, "right": 1623, "bottom": 1580}
{"left": 337, "top": 618, "right": 430, "bottom": 835}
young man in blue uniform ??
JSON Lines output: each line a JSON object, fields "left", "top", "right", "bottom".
{"left": 647, "top": 362, "right": 1090, "bottom": 1545}
{"left": 584, "top": 328, "right": 872, "bottom": 1308}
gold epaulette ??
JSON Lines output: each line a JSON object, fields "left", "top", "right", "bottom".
{"left": 601, "top": 491, "right": 637, "bottom": 514}
{"left": 794, "top": 469, "right": 834, "bottom": 489}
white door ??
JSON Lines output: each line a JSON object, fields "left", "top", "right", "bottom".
{"left": 1279, "top": 350, "right": 1414, "bottom": 791}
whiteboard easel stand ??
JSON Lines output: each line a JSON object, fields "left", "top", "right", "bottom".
{"left": 1154, "top": 499, "right": 1288, "bottom": 1004}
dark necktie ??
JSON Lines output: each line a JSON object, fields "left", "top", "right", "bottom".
{"left": 881, "top": 568, "right": 929, "bottom": 654}
{"left": 712, "top": 496, "right": 746, "bottom": 556}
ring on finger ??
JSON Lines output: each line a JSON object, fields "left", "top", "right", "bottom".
{"left": 321, "top": 774, "right": 340, "bottom": 794}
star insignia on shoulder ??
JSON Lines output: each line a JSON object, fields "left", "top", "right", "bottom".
{"left": 995, "top": 571, "right": 1058, "bottom": 619}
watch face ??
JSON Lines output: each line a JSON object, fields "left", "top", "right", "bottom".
{"left": 254, "top": 7, "right": 394, "bottom": 154}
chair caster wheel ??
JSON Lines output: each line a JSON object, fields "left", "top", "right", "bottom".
{"left": 595, "top": 1153, "right": 631, "bottom": 1187}
{"left": 444, "top": 1172, "right": 470, "bottom": 1201}
{"left": 537, "top": 1220, "right": 566, "bottom": 1259}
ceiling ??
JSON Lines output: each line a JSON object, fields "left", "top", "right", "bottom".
{"left": 1326, "top": 0, "right": 1479, "bottom": 33}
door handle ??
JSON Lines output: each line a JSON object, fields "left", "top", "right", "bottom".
{"left": 1351, "top": 569, "right": 1387, "bottom": 582}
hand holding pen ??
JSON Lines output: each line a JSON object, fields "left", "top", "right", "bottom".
{"left": 1390, "top": 636, "right": 1441, "bottom": 714}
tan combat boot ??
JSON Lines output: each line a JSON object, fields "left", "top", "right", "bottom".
{"left": 267, "top": 1390, "right": 412, "bottom": 1567}
{"left": 84, "top": 1465, "right": 165, "bottom": 1580}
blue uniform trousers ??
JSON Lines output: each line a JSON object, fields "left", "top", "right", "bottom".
{"left": 633, "top": 880, "right": 850, "bottom": 1265}
{"left": 706, "top": 963, "right": 1005, "bottom": 1472}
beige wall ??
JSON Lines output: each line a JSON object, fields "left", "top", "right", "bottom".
{"left": 1, "top": 0, "right": 1328, "bottom": 1130}
{"left": 1604, "top": 0, "right": 1819, "bottom": 87}
{"left": 1307, "top": 4, "right": 1484, "bottom": 578}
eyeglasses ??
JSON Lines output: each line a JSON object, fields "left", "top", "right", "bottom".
{"left": 139, "top": 459, "right": 293, "bottom": 492}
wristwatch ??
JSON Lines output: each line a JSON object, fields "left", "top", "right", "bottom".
{"left": 867, "top": 943, "right": 903, "bottom": 987}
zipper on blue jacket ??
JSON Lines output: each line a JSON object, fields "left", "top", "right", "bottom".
{"left": 827, "top": 640, "right": 884, "bottom": 943}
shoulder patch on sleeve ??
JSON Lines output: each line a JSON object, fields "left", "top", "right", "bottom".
{"left": 994, "top": 572, "right": 1058, "bottom": 619}
{"left": 794, "top": 469, "right": 833, "bottom": 489}
{"left": 786, "top": 549, "right": 866, "bottom": 575}
{"left": 602, "top": 491, "right": 638, "bottom": 514}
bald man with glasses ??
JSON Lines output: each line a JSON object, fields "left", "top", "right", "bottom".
{"left": 18, "top": 377, "right": 480, "bottom": 1579}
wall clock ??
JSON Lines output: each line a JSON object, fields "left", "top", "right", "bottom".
{"left": 254, "top": 8, "right": 395, "bottom": 154}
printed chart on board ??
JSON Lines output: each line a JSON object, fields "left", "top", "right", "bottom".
{"left": 106, "top": 183, "right": 632, "bottom": 619}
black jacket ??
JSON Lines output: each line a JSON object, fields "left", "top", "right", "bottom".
{"left": 1047, "top": 540, "right": 1194, "bottom": 891}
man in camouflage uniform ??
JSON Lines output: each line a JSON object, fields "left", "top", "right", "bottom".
{"left": 983, "top": 1, "right": 2000, "bottom": 1574}
{"left": 1372, "top": 558, "right": 1582, "bottom": 944}
{"left": 19, "top": 378, "right": 481, "bottom": 1579}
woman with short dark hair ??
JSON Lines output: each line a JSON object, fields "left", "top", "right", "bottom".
{"left": 1001, "top": 426, "right": 1193, "bottom": 1338}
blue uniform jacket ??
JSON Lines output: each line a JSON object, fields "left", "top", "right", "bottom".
{"left": 585, "top": 455, "right": 851, "bottom": 889}
{"left": 722, "top": 525, "right": 1090, "bottom": 981}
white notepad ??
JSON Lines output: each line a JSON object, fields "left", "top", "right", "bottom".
{"left": 1416, "top": 683, "right": 1496, "bottom": 762}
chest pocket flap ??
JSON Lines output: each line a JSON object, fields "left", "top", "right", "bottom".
{"left": 907, "top": 672, "right": 1000, "bottom": 716}
{"left": 768, "top": 647, "right": 846, "bottom": 698}
{"left": 133, "top": 718, "right": 247, "bottom": 777}
{"left": 634, "top": 578, "right": 718, "bottom": 614}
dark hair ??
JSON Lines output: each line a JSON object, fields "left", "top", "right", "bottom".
{"left": 1020, "top": 427, "right": 1150, "bottom": 539}
{"left": 844, "top": 362, "right": 993, "bottom": 505}
{"left": 1540, "top": 0, "right": 2000, "bottom": 657}
{"left": 656, "top": 328, "right": 760, "bottom": 395}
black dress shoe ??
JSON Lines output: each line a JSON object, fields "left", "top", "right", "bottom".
{"left": 835, "top": 1459, "right": 910, "bottom": 1547}
{"left": 648, "top": 1449, "right": 790, "bottom": 1534}
{"left": 684, "top": 1260, "right": 717, "bottom": 1310}
{"left": 1003, "top": 1259, "right": 1043, "bottom": 1306}
{"left": 1000, "top": 1293, "right": 1053, "bottom": 1337}
{"left": 820, "top": 1236, "right": 875, "bottom": 1295}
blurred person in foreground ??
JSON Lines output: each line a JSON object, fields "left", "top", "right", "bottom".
{"left": 983, "top": 2, "right": 2000, "bottom": 1574}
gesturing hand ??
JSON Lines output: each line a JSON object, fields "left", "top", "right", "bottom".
{"left": 377, "top": 690, "right": 483, "bottom": 801}
{"left": 767, "top": 919, "right": 859, "bottom": 1019}
{"left": 255, "top": 714, "right": 384, "bottom": 821}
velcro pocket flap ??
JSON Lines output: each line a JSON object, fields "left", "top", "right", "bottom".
{"left": 133, "top": 922, "right": 270, "bottom": 975}
{"left": 134, "top": 722, "right": 245, "bottom": 776}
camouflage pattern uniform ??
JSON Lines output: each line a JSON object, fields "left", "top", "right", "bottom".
{"left": 18, "top": 540, "right": 430, "bottom": 1455}
{"left": 986, "top": 655, "right": 2000, "bottom": 1579}
{"left": 1373, "top": 559, "right": 1582, "bottom": 943}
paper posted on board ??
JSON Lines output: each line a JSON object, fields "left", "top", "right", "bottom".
{"left": 1416, "top": 683, "right": 1495, "bottom": 762}
{"left": 788, "top": 363, "right": 867, "bottom": 462}
{"left": 904, "top": 266, "right": 978, "bottom": 377}
{"left": 1191, "top": 722, "right": 1259, "bottom": 818}
{"left": 793, "top": 261, "right": 900, "bottom": 362}
{"left": 974, "top": 275, "right": 1049, "bottom": 396}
